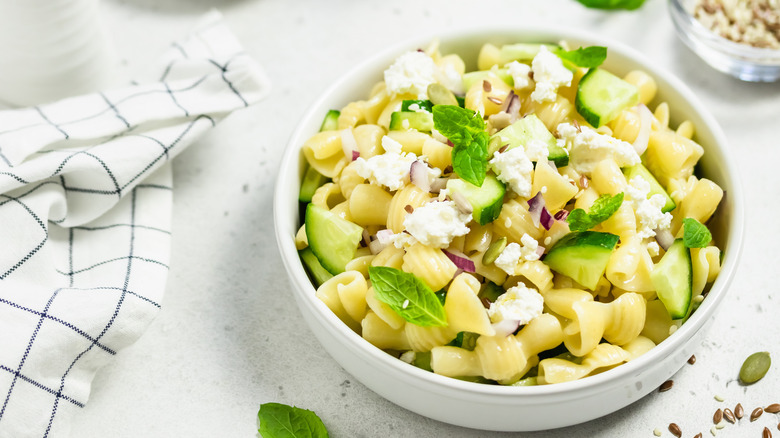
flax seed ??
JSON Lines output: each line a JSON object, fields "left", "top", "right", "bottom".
{"left": 735, "top": 403, "right": 744, "bottom": 419}
{"left": 660, "top": 380, "right": 674, "bottom": 392}
{"left": 764, "top": 426, "right": 772, "bottom": 438}
{"left": 688, "top": 355, "right": 697, "bottom": 364}
{"left": 751, "top": 407, "right": 764, "bottom": 422}
{"left": 669, "top": 422, "right": 682, "bottom": 437}
{"left": 482, "top": 80, "right": 492, "bottom": 92}
{"left": 713, "top": 408, "right": 723, "bottom": 424}
{"left": 404, "top": 205, "right": 414, "bottom": 214}
{"left": 723, "top": 408, "right": 736, "bottom": 423}
{"left": 766, "top": 403, "right": 780, "bottom": 414}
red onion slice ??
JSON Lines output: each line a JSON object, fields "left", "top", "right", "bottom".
{"left": 352, "top": 150, "right": 360, "bottom": 161}
{"left": 539, "top": 206, "right": 555, "bottom": 230}
{"left": 535, "top": 245, "right": 546, "bottom": 258}
{"left": 528, "top": 192, "right": 554, "bottom": 230}
{"left": 410, "top": 160, "right": 431, "bottom": 192}
{"left": 376, "top": 229, "right": 395, "bottom": 244}
{"left": 442, "top": 249, "right": 476, "bottom": 273}
{"left": 341, "top": 129, "right": 359, "bottom": 160}
{"left": 655, "top": 227, "right": 674, "bottom": 251}
{"left": 632, "top": 104, "right": 653, "bottom": 156}
{"left": 492, "top": 319, "right": 521, "bottom": 337}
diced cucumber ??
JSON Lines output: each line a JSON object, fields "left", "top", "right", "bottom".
{"left": 650, "top": 239, "right": 692, "bottom": 320}
{"left": 498, "top": 43, "right": 561, "bottom": 65}
{"left": 305, "top": 204, "right": 363, "bottom": 275}
{"left": 298, "top": 247, "right": 333, "bottom": 287}
{"left": 575, "top": 68, "right": 639, "bottom": 128}
{"left": 298, "top": 166, "right": 329, "bottom": 202}
{"left": 401, "top": 99, "right": 433, "bottom": 112}
{"left": 446, "top": 174, "right": 506, "bottom": 225}
{"left": 389, "top": 111, "right": 434, "bottom": 132}
{"left": 543, "top": 231, "right": 620, "bottom": 290}
{"left": 490, "top": 114, "right": 569, "bottom": 167}
{"left": 462, "top": 69, "right": 513, "bottom": 91}
{"left": 412, "top": 351, "right": 433, "bottom": 372}
{"left": 478, "top": 281, "right": 505, "bottom": 303}
{"left": 623, "top": 163, "right": 676, "bottom": 213}
{"left": 319, "top": 109, "right": 340, "bottom": 131}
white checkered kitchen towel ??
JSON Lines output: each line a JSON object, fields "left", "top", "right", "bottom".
{"left": 0, "top": 11, "right": 269, "bottom": 438}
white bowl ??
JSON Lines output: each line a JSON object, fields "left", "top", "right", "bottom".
{"left": 273, "top": 27, "right": 744, "bottom": 432}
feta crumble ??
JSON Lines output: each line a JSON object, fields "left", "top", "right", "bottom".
{"left": 494, "top": 235, "right": 540, "bottom": 275}
{"left": 403, "top": 200, "right": 471, "bottom": 248}
{"left": 556, "top": 122, "right": 640, "bottom": 175}
{"left": 353, "top": 136, "right": 416, "bottom": 191}
{"left": 384, "top": 51, "right": 439, "bottom": 99}
{"left": 625, "top": 176, "right": 673, "bottom": 238}
{"left": 488, "top": 283, "right": 544, "bottom": 325}
{"left": 506, "top": 61, "right": 532, "bottom": 91}
{"left": 647, "top": 241, "right": 660, "bottom": 257}
{"left": 524, "top": 138, "right": 550, "bottom": 163}
{"left": 530, "top": 46, "right": 573, "bottom": 103}
{"left": 489, "top": 147, "right": 534, "bottom": 198}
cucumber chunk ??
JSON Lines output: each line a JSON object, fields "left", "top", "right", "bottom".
{"left": 401, "top": 99, "right": 433, "bottom": 112}
{"left": 623, "top": 163, "right": 676, "bottom": 213}
{"left": 490, "top": 114, "right": 569, "bottom": 167}
{"left": 498, "top": 43, "right": 560, "bottom": 65}
{"left": 299, "top": 166, "right": 329, "bottom": 202}
{"left": 478, "top": 281, "right": 505, "bottom": 303}
{"left": 543, "top": 231, "right": 620, "bottom": 290}
{"left": 575, "top": 68, "right": 639, "bottom": 128}
{"left": 298, "top": 247, "right": 333, "bottom": 287}
{"left": 319, "top": 109, "right": 340, "bottom": 131}
{"left": 462, "top": 69, "right": 513, "bottom": 91}
{"left": 446, "top": 174, "right": 506, "bottom": 225}
{"left": 305, "top": 204, "right": 363, "bottom": 275}
{"left": 650, "top": 239, "right": 692, "bottom": 320}
{"left": 389, "top": 111, "right": 434, "bottom": 132}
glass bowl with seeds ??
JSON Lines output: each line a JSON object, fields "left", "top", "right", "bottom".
{"left": 668, "top": 0, "right": 780, "bottom": 81}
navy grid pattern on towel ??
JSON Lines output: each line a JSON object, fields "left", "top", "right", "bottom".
{"left": 0, "top": 11, "right": 269, "bottom": 438}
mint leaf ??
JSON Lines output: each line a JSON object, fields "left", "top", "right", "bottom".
{"left": 258, "top": 403, "right": 329, "bottom": 438}
{"left": 433, "top": 105, "right": 489, "bottom": 187}
{"left": 566, "top": 192, "right": 624, "bottom": 232}
{"left": 575, "top": 0, "right": 646, "bottom": 10}
{"left": 554, "top": 46, "right": 607, "bottom": 68}
{"left": 369, "top": 266, "right": 448, "bottom": 327}
{"left": 682, "top": 218, "right": 712, "bottom": 248}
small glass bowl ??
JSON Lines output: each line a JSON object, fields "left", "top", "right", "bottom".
{"left": 669, "top": 0, "right": 780, "bottom": 82}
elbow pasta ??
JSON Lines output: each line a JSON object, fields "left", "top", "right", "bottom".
{"left": 297, "top": 39, "right": 725, "bottom": 386}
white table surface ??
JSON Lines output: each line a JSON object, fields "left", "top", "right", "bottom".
{"left": 70, "top": 0, "right": 780, "bottom": 437}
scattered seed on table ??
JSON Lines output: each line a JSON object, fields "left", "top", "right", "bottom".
{"left": 713, "top": 408, "right": 723, "bottom": 424}
{"left": 689, "top": 355, "right": 697, "bottom": 364}
{"left": 715, "top": 420, "right": 726, "bottom": 430}
{"left": 735, "top": 403, "right": 744, "bottom": 419}
{"left": 764, "top": 426, "right": 772, "bottom": 438}
{"left": 710, "top": 425, "right": 718, "bottom": 436}
{"left": 724, "top": 408, "right": 736, "bottom": 423}
{"left": 766, "top": 403, "right": 780, "bottom": 414}
{"left": 653, "top": 428, "right": 662, "bottom": 437}
{"left": 715, "top": 394, "right": 725, "bottom": 402}
{"left": 669, "top": 422, "right": 682, "bottom": 437}
{"left": 660, "top": 380, "right": 674, "bottom": 392}
{"left": 694, "top": 433, "right": 703, "bottom": 438}
{"left": 752, "top": 407, "right": 764, "bottom": 422}
{"left": 739, "top": 351, "right": 771, "bottom": 384}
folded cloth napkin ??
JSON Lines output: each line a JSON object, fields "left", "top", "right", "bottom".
{"left": 0, "top": 11, "right": 269, "bottom": 438}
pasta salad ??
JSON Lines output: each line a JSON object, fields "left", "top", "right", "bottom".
{"left": 294, "top": 39, "right": 724, "bottom": 386}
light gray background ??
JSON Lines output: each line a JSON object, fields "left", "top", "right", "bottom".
{"left": 72, "top": 0, "right": 780, "bottom": 437}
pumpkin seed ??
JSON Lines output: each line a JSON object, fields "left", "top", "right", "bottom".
{"left": 427, "top": 83, "right": 458, "bottom": 107}
{"left": 482, "top": 237, "right": 507, "bottom": 265}
{"left": 739, "top": 351, "right": 771, "bottom": 384}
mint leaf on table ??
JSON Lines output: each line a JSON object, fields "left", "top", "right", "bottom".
{"left": 682, "top": 217, "right": 712, "bottom": 248}
{"left": 566, "top": 192, "right": 624, "bottom": 232}
{"left": 369, "top": 266, "right": 448, "bottom": 327}
{"left": 258, "top": 403, "right": 328, "bottom": 438}
{"left": 575, "top": 0, "right": 646, "bottom": 10}
{"left": 432, "top": 105, "right": 489, "bottom": 187}
{"left": 554, "top": 46, "right": 608, "bottom": 68}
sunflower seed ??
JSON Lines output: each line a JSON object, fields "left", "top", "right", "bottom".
{"left": 766, "top": 403, "right": 780, "bottom": 413}
{"left": 669, "top": 422, "right": 682, "bottom": 437}
{"left": 751, "top": 407, "right": 764, "bottom": 422}
{"left": 735, "top": 403, "right": 744, "bottom": 419}
{"left": 713, "top": 408, "right": 723, "bottom": 424}
{"left": 660, "top": 380, "right": 674, "bottom": 392}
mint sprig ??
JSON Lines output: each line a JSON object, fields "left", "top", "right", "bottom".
{"left": 369, "top": 266, "right": 448, "bottom": 327}
{"left": 682, "top": 218, "right": 712, "bottom": 248}
{"left": 554, "top": 46, "right": 608, "bottom": 68}
{"left": 575, "top": 0, "right": 646, "bottom": 10}
{"left": 566, "top": 192, "right": 624, "bottom": 232}
{"left": 258, "top": 403, "right": 329, "bottom": 438}
{"left": 432, "top": 105, "right": 489, "bottom": 187}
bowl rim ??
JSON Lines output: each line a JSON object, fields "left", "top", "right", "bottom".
{"left": 273, "top": 24, "right": 745, "bottom": 399}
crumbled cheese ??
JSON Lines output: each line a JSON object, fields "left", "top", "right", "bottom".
{"left": 384, "top": 51, "right": 439, "bottom": 99}
{"left": 494, "top": 236, "right": 540, "bottom": 275}
{"left": 436, "top": 62, "right": 465, "bottom": 95}
{"left": 625, "top": 176, "right": 672, "bottom": 238}
{"left": 694, "top": 0, "right": 780, "bottom": 49}
{"left": 402, "top": 200, "right": 471, "bottom": 248}
{"left": 353, "top": 136, "right": 416, "bottom": 191}
{"left": 647, "top": 241, "right": 660, "bottom": 257}
{"left": 488, "top": 283, "right": 544, "bottom": 324}
{"left": 399, "top": 351, "right": 416, "bottom": 364}
{"left": 556, "top": 122, "right": 640, "bottom": 175}
{"left": 388, "top": 231, "right": 417, "bottom": 249}
{"left": 530, "top": 46, "right": 573, "bottom": 103}
{"left": 524, "top": 138, "right": 550, "bottom": 162}
{"left": 407, "top": 103, "right": 430, "bottom": 113}
{"left": 506, "top": 61, "right": 532, "bottom": 90}
{"left": 489, "top": 148, "right": 534, "bottom": 198}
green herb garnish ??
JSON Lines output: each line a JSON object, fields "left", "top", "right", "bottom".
{"left": 257, "top": 403, "right": 329, "bottom": 438}
{"left": 575, "top": 0, "right": 646, "bottom": 10}
{"left": 368, "top": 266, "right": 448, "bottom": 327}
{"left": 432, "top": 105, "right": 489, "bottom": 187}
{"left": 401, "top": 99, "right": 433, "bottom": 112}
{"left": 566, "top": 192, "right": 624, "bottom": 232}
{"left": 554, "top": 46, "right": 608, "bottom": 68}
{"left": 682, "top": 218, "right": 712, "bottom": 248}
